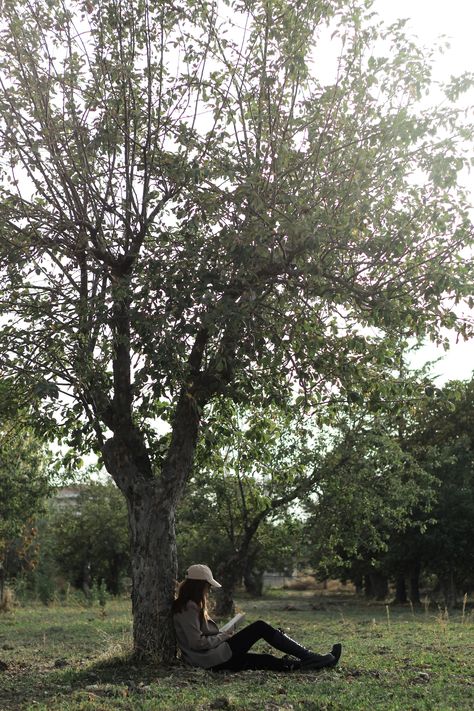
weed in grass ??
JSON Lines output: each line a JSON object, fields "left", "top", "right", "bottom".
{"left": 462, "top": 593, "right": 468, "bottom": 624}
{"left": 435, "top": 605, "right": 450, "bottom": 639}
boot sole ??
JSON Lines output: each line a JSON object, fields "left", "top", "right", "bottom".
{"left": 300, "top": 654, "right": 335, "bottom": 670}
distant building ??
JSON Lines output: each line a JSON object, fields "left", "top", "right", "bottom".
{"left": 51, "top": 486, "right": 83, "bottom": 508}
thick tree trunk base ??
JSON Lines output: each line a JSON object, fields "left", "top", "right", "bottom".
{"left": 128, "top": 492, "right": 178, "bottom": 662}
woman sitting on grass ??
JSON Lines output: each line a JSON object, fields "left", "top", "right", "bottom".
{"left": 173, "top": 564, "right": 342, "bottom": 673}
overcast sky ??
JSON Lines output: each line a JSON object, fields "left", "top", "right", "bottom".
{"left": 372, "top": 0, "right": 474, "bottom": 383}
{"left": 375, "top": 0, "right": 474, "bottom": 81}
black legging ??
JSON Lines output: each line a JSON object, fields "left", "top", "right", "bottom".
{"left": 211, "top": 620, "right": 291, "bottom": 672}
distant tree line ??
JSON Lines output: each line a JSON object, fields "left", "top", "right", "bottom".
{"left": 305, "top": 377, "right": 474, "bottom": 608}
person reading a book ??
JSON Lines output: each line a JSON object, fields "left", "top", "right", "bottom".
{"left": 173, "top": 564, "right": 342, "bottom": 672}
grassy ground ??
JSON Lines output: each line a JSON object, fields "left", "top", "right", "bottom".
{"left": 0, "top": 592, "right": 473, "bottom": 710}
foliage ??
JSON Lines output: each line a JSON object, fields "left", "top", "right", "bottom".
{"left": 0, "top": 0, "right": 472, "bottom": 458}
{"left": 306, "top": 377, "right": 474, "bottom": 605}
{"left": 402, "top": 378, "right": 474, "bottom": 602}
{"left": 0, "top": 421, "right": 51, "bottom": 552}
{"left": 303, "top": 417, "right": 437, "bottom": 576}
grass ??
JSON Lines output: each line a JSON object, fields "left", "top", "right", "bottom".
{"left": 0, "top": 592, "right": 473, "bottom": 710}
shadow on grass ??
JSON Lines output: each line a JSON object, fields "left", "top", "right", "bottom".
{"left": 1, "top": 651, "right": 346, "bottom": 710}
{"left": 0, "top": 653, "right": 196, "bottom": 710}
{"left": 59, "top": 653, "right": 180, "bottom": 685}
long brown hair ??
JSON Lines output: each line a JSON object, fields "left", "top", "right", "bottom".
{"left": 172, "top": 578, "right": 210, "bottom": 617}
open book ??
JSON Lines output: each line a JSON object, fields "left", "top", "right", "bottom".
{"left": 220, "top": 612, "right": 246, "bottom": 633}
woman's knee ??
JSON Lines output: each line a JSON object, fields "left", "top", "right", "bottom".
{"left": 251, "top": 620, "right": 275, "bottom": 636}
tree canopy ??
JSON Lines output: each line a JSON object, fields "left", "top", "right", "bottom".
{"left": 0, "top": 0, "right": 472, "bottom": 447}
{"left": 405, "top": 378, "right": 474, "bottom": 605}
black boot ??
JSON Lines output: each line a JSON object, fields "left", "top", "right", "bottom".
{"left": 328, "top": 643, "right": 342, "bottom": 667}
{"left": 300, "top": 652, "right": 335, "bottom": 670}
{"left": 281, "top": 656, "right": 302, "bottom": 672}
{"left": 271, "top": 630, "right": 335, "bottom": 670}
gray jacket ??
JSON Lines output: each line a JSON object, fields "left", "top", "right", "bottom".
{"left": 173, "top": 600, "right": 232, "bottom": 668}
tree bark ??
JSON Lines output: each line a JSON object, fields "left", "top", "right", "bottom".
{"left": 353, "top": 574, "right": 363, "bottom": 595}
{"left": 364, "top": 574, "right": 373, "bottom": 598}
{"left": 82, "top": 561, "right": 92, "bottom": 598}
{"left": 0, "top": 562, "right": 5, "bottom": 606}
{"left": 101, "top": 438, "right": 175, "bottom": 661}
{"left": 441, "top": 571, "right": 457, "bottom": 609}
{"left": 214, "top": 556, "right": 242, "bottom": 617}
{"left": 214, "top": 585, "right": 237, "bottom": 618}
{"left": 127, "top": 484, "right": 178, "bottom": 661}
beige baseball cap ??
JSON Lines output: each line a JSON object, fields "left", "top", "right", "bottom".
{"left": 186, "top": 564, "right": 222, "bottom": 588}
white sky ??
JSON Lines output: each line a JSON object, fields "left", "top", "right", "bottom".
{"left": 375, "top": 0, "right": 474, "bottom": 79}
{"left": 372, "top": 0, "right": 474, "bottom": 383}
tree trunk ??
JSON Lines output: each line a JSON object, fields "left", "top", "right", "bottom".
{"left": 394, "top": 574, "right": 407, "bottom": 604}
{"left": 0, "top": 562, "right": 5, "bottom": 605}
{"left": 214, "top": 556, "right": 242, "bottom": 617}
{"left": 244, "top": 565, "right": 264, "bottom": 597}
{"left": 353, "top": 574, "right": 363, "bottom": 595}
{"left": 441, "top": 571, "right": 457, "bottom": 609}
{"left": 82, "top": 560, "right": 92, "bottom": 598}
{"left": 214, "top": 584, "right": 236, "bottom": 618}
{"left": 364, "top": 574, "right": 373, "bottom": 598}
{"left": 409, "top": 562, "right": 421, "bottom": 605}
{"left": 369, "top": 571, "right": 389, "bottom": 601}
{"left": 127, "top": 484, "right": 178, "bottom": 661}
{"left": 102, "top": 384, "right": 202, "bottom": 662}
{"left": 102, "top": 439, "right": 180, "bottom": 662}
{"left": 108, "top": 557, "right": 121, "bottom": 596}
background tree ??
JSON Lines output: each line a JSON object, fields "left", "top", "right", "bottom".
{"left": 0, "top": 384, "right": 52, "bottom": 603}
{"left": 305, "top": 378, "right": 474, "bottom": 607}
{"left": 0, "top": 0, "right": 473, "bottom": 659}
{"left": 178, "top": 400, "right": 322, "bottom": 615}
{"left": 303, "top": 420, "right": 436, "bottom": 600}
{"left": 178, "top": 494, "right": 300, "bottom": 610}
{"left": 47, "top": 480, "right": 130, "bottom": 596}
{"left": 404, "top": 378, "right": 474, "bottom": 606}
